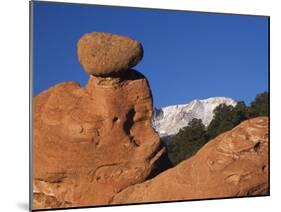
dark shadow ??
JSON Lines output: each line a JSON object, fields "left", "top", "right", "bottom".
{"left": 119, "top": 69, "right": 147, "bottom": 81}
{"left": 123, "top": 108, "right": 136, "bottom": 136}
{"left": 146, "top": 141, "right": 173, "bottom": 180}
{"left": 94, "top": 68, "right": 145, "bottom": 80}
{"left": 16, "top": 202, "right": 29, "bottom": 211}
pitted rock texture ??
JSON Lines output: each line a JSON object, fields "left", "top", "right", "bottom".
{"left": 33, "top": 70, "right": 164, "bottom": 209}
{"left": 77, "top": 32, "right": 143, "bottom": 76}
{"left": 112, "top": 117, "right": 269, "bottom": 204}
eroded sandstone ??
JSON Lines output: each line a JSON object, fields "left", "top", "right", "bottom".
{"left": 33, "top": 70, "right": 164, "bottom": 209}
{"left": 112, "top": 117, "right": 269, "bottom": 204}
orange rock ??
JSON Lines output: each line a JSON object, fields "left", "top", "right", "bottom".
{"left": 33, "top": 70, "right": 164, "bottom": 209}
{"left": 112, "top": 117, "right": 269, "bottom": 204}
{"left": 77, "top": 32, "right": 143, "bottom": 76}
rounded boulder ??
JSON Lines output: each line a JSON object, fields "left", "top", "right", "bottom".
{"left": 77, "top": 32, "right": 143, "bottom": 76}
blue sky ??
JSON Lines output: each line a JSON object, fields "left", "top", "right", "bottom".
{"left": 33, "top": 2, "right": 269, "bottom": 108}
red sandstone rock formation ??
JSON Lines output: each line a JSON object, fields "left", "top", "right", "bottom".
{"left": 33, "top": 32, "right": 269, "bottom": 210}
{"left": 33, "top": 70, "right": 164, "bottom": 209}
{"left": 112, "top": 117, "right": 269, "bottom": 204}
{"left": 33, "top": 32, "right": 163, "bottom": 209}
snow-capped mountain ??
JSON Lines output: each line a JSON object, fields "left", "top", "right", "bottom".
{"left": 152, "top": 97, "right": 237, "bottom": 137}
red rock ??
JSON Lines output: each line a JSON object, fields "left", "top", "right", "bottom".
{"left": 112, "top": 117, "right": 269, "bottom": 204}
{"left": 33, "top": 70, "right": 164, "bottom": 209}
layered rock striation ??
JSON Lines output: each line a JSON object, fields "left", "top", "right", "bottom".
{"left": 113, "top": 117, "right": 269, "bottom": 204}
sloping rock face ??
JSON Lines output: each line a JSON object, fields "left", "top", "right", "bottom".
{"left": 113, "top": 117, "right": 269, "bottom": 204}
{"left": 33, "top": 70, "right": 164, "bottom": 209}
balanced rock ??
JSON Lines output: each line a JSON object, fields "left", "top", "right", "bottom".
{"left": 33, "top": 70, "right": 164, "bottom": 209}
{"left": 77, "top": 32, "right": 143, "bottom": 76}
{"left": 113, "top": 117, "right": 269, "bottom": 204}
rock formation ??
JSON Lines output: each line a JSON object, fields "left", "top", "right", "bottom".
{"left": 113, "top": 117, "right": 269, "bottom": 204}
{"left": 33, "top": 31, "right": 269, "bottom": 210}
{"left": 77, "top": 32, "right": 143, "bottom": 76}
{"left": 33, "top": 32, "right": 164, "bottom": 209}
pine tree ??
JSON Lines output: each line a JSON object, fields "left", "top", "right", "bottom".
{"left": 248, "top": 92, "right": 269, "bottom": 117}
{"left": 165, "top": 118, "right": 208, "bottom": 165}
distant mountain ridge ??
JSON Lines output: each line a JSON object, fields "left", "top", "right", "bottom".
{"left": 152, "top": 97, "right": 237, "bottom": 137}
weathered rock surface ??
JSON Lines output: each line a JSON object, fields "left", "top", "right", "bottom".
{"left": 33, "top": 70, "right": 164, "bottom": 209}
{"left": 113, "top": 117, "right": 269, "bottom": 204}
{"left": 77, "top": 32, "right": 143, "bottom": 76}
{"left": 33, "top": 31, "right": 269, "bottom": 210}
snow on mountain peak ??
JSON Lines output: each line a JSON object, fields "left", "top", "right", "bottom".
{"left": 152, "top": 97, "right": 237, "bottom": 137}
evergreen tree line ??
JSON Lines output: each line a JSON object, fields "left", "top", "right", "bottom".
{"left": 162, "top": 91, "right": 269, "bottom": 166}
